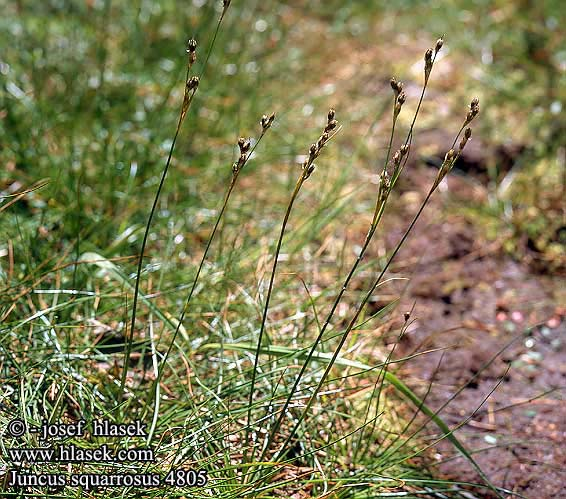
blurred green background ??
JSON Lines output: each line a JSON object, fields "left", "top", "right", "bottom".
{"left": 1, "top": 0, "right": 563, "bottom": 289}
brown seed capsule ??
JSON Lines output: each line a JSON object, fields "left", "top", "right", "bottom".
{"left": 325, "top": 119, "right": 338, "bottom": 132}
{"left": 390, "top": 77, "right": 403, "bottom": 95}
{"left": 435, "top": 37, "right": 444, "bottom": 53}
{"left": 304, "top": 163, "right": 316, "bottom": 179}
{"left": 394, "top": 91, "right": 406, "bottom": 117}
{"left": 424, "top": 48, "right": 434, "bottom": 78}
{"left": 317, "top": 132, "right": 329, "bottom": 149}
{"left": 309, "top": 144, "right": 317, "bottom": 156}
{"left": 187, "top": 38, "right": 197, "bottom": 53}
{"left": 378, "top": 169, "right": 391, "bottom": 202}
{"left": 187, "top": 76, "right": 200, "bottom": 91}
{"left": 390, "top": 77, "right": 398, "bottom": 91}
{"left": 261, "top": 112, "right": 276, "bottom": 130}
{"left": 238, "top": 137, "right": 251, "bottom": 154}
{"left": 404, "top": 311, "right": 411, "bottom": 322}
{"left": 459, "top": 127, "right": 472, "bottom": 150}
{"left": 393, "top": 150, "right": 402, "bottom": 166}
{"left": 465, "top": 98, "right": 480, "bottom": 124}
{"left": 328, "top": 108, "right": 335, "bottom": 121}
{"left": 400, "top": 144, "right": 409, "bottom": 156}
{"left": 444, "top": 149, "right": 456, "bottom": 163}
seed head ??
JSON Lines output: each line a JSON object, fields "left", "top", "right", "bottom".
{"left": 325, "top": 119, "right": 338, "bottom": 133}
{"left": 390, "top": 77, "right": 397, "bottom": 91}
{"left": 434, "top": 148, "right": 457, "bottom": 187}
{"left": 465, "top": 97, "right": 480, "bottom": 124}
{"left": 187, "top": 76, "right": 200, "bottom": 91}
{"left": 261, "top": 112, "right": 276, "bottom": 130}
{"left": 238, "top": 137, "right": 251, "bottom": 154}
{"left": 301, "top": 109, "right": 340, "bottom": 181}
{"left": 444, "top": 149, "right": 456, "bottom": 163}
{"left": 393, "top": 150, "right": 402, "bottom": 166}
{"left": 400, "top": 144, "right": 409, "bottom": 156}
{"left": 435, "top": 37, "right": 444, "bottom": 53}
{"left": 459, "top": 127, "right": 472, "bottom": 151}
{"left": 186, "top": 38, "right": 197, "bottom": 53}
{"left": 325, "top": 109, "right": 338, "bottom": 133}
{"left": 303, "top": 162, "right": 316, "bottom": 179}
{"left": 404, "top": 311, "right": 411, "bottom": 322}
{"left": 390, "top": 77, "right": 403, "bottom": 96}
{"left": 394, "top": 91, "right": 406, "bottom": 117}
{"left": 378, "top": 168, "right": 391, "bottom": 202}
{"left": 317, "top": 132, "right": 329, "bottom": 150}
{"left": 424, "top": 48, "right": 434, "bottom": 79}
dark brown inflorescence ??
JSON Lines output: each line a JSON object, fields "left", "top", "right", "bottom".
{"left": 302, "top": 109, "right": 340, "bottom": 180}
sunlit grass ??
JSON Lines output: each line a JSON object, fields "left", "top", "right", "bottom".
{"left": 0, "top": 2, "right": 548, "bottom": 498}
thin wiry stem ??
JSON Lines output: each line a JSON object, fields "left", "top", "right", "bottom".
{"left": 352, "top": 307, "right": 414, "bottom": 462}
{"left": 121, "top": 116, "right": 187, "bottom": 396}
{"left": 276, "top": 119, "right": 472, "bottom": 458}
{"left": 259, "top": 47, "right": 440, "bottom": 461}
{"left": 122, "top": 9, "right": 230, "bottom": 397}
{"left": 144, "top": 129, "right": 271, "bottom": 425}
{"left": 245, "top": 114, "right": 340, "bottom": 466}
{"left": 244, "top": 173, "right": 305, "bottom": 463}
{"left": 276, "top": 183, "right": 437, "bottom": 457}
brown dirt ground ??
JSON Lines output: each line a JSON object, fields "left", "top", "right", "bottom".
{"left": 383, "top": 167, "right": 565, "bottom": 498}
{"left": 267, "top": 6, "right": 565, "bottom": 496}
{"left": 281, "top": 8, "right": 565, "bottom": 496}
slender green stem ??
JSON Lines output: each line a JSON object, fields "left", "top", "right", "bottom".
{"left": 121, "top": 115, "right": 186, "bottom": 396}
{"left": 145, "top": 132, "right": 269, "bottom": 423}
{"left": 375, "top": 349, "right": 445, "bottom": 461}
{"left": 245, "top": 173, "right": 305, "bottom": 461}
{"left": 277, "top": 184, "right": 436, "bottom": 457}
{"left": 245, "top": 117, "right": 341, "bottom": 467}
{"left": 122, "top": 7, "right": 231, "bottom": 398}
{"left": 352, "top": 311, "right": 413, "bottom": 462}
{"left": 259, "top": 54, "right": 438, "bottom": 460}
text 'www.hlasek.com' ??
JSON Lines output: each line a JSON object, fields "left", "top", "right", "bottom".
{"left": 3, "top": 418, "right": 208, "bottom": 490}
